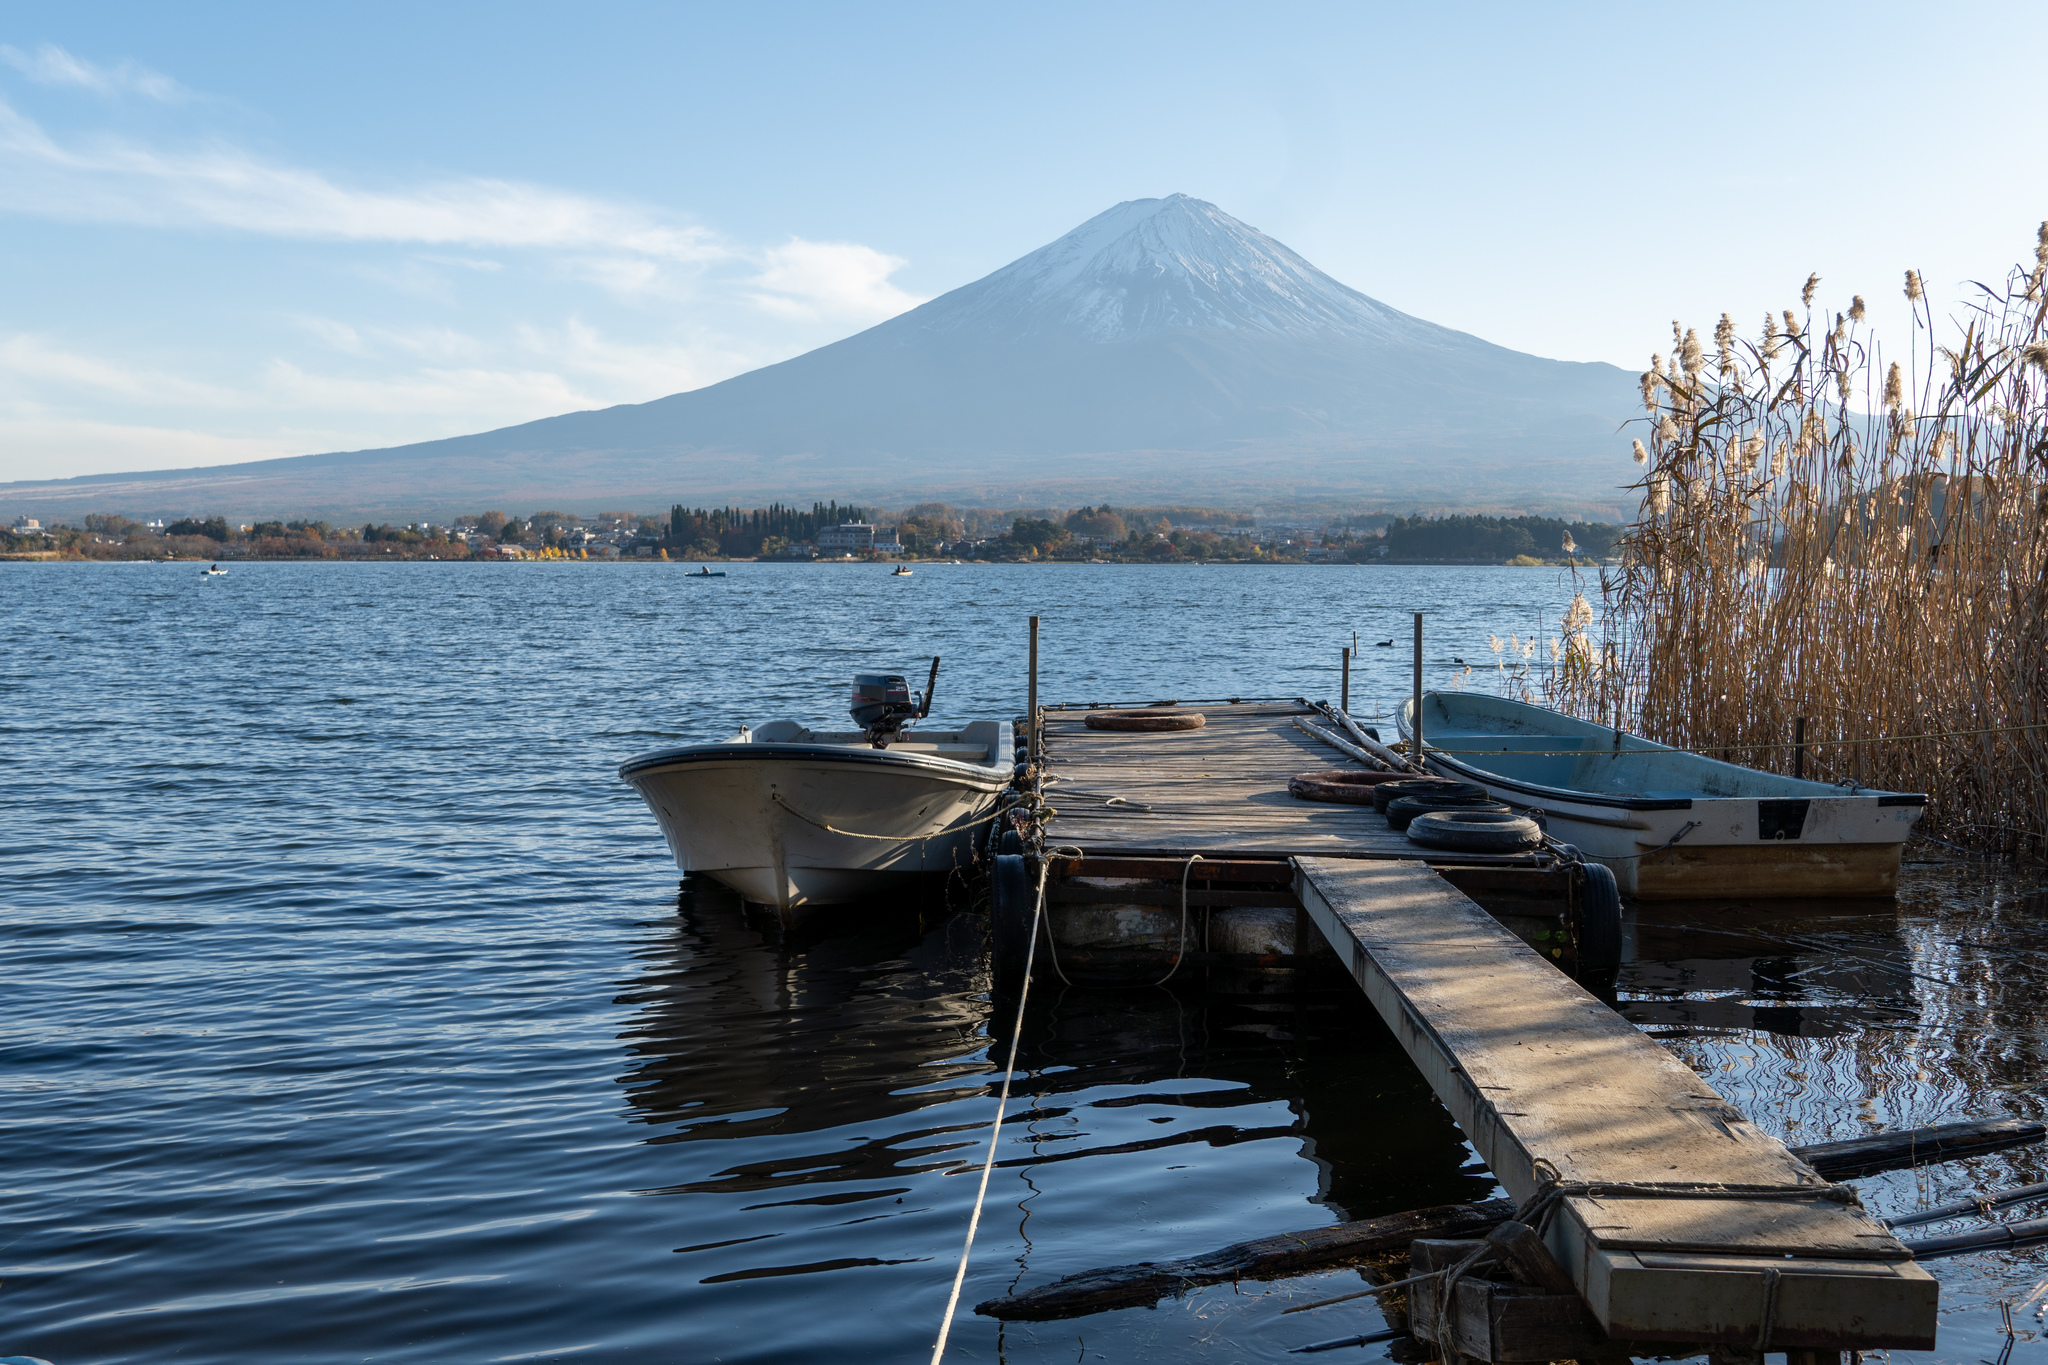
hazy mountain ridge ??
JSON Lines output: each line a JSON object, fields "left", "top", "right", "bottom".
{"left": 1, "top": 195, "right": 1644, "bottom": 521}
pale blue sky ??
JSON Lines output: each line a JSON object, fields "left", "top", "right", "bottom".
{"left": 3, "top": 1, "right": 2044, "bottom": 481}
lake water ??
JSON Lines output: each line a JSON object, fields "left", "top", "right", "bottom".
{"left": 3, "top": 560, "right": 2044, "bottom": 1364}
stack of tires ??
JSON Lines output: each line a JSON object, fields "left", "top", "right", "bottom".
{"left": 1370, "top": 777, "right": 1545, "bottom": 855}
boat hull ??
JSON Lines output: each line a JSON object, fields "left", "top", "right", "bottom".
{"left": 1397, "top": 692, "right": 1924, "bottom": 900}
{"left": 619, "top": 742, "right": 1006, "bottom": 909}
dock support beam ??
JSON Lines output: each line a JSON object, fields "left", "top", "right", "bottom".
{"left": 1292, "top": 856, "right": 1936, "bottom": 1354}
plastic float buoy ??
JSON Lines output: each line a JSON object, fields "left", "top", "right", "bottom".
{"left": 1385, "top": 794, "right": 1511, "bottom": 830}
{"left": 1371, "top": 778, "right": 1484, "bottom": 813}
{"left": 1404, "top": 809, "right": 1545, "bottom": 852}
{"left": 1083, "top": 708, "right": 1207, "bottom": 732}
{"left": 1287, "top": 769, "right": 1413, "bottom": 804}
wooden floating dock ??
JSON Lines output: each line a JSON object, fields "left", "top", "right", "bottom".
{"left": 1294, "top": 858, "right": 1935, "bottom": 1352}
{"left": 993, "top": 699, "right": 1942, "bottom": 1356}
{"left": 1040, "top": 700, "right": 1542, "bottom": 863}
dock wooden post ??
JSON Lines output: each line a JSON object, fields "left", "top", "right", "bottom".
{"left": 1340, "top": 646, "right": 1351, "bottom": 714}
{"left": 1411, "top": 612, "right": 1424, "bottom": 759}
{"left": 1028, "top": 614, "right": 1040, "bottom": 758}
{"left": 1291, "top": 856, "right": 1937, "bottom": 1353}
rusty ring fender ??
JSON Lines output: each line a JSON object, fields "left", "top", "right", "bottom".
{"left": 1083, "top": 709, "right": 1207, "bottom": 732}
{"left": 1287, "top": 769, "right": 1410, "bottom": 804}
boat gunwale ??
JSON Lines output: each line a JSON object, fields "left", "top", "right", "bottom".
{"left": 617, "top": 740, "right": 1011, "bottom": 787}
{"left": 1402, "top": 692, "right": 1927, "bottom": 811}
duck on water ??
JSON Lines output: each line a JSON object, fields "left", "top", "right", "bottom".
{"left": 618, "top": 658, "right": 1008, "bottom": 913}
{"left": 1397, "top": 690, "right": 1924, "bottom": 898}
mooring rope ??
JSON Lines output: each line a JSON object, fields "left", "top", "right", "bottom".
{"left": 928, "top": 844, "right": 1083, "bottom": 1363}
{"left": 1151, "top": 854, "right": 1205, "bottom": 986}
{"left": 771, "top": 790, "right": 1010, "bottom": 841}
{"left": 1281, "top": 1172, "right": 1863, "bottom": 1318}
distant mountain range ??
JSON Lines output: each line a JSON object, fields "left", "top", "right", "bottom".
{"left": 2, "top": 195, "right": 1643, "bottom": 521}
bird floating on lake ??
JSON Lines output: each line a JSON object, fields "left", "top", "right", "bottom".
{"left": 1375, "top": 639, "right": 1394, "bottom": 647}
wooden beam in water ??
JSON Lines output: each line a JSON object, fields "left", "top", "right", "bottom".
{"left": 972, "top": 1118, "right": 2038, "bottom": 1321}
{"left": 1292, "top": 856, "right": 1937, "bottom": 1351}
{"left": 975, "top": 1198, "right": 1517, "bottom": 1321}
{"left": 1798, "top": 1117, "right": 2045, "bottom": 1179}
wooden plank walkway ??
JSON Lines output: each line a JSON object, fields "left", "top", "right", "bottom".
{"left": 1040, "top": 701, "right": 1537, "bottom": 861}
{"left": 1292, "top": 857, "right": 1937, "bottom": 1350}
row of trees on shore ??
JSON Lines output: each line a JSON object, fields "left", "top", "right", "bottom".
{"left": 4, "top": 503, "right": 1621, "bottom": 565}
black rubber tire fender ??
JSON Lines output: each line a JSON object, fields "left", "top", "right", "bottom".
{"left": 1403, "top": 809, "right": 1545, "bottom": 852}
{"left": 1083, "top": 708, "right": 1207, "bottom": 732}
{"left": 1385, "top": 794, "right": 1511, "bottom": 830}
{"left": 1574, "top": 861, "right": 1623, "bottom": 970}
{"left": 1371, "top": 778, "right": 1486, "bottom": 812}
{"left": 990, "top": 854, "right": 1036, "bottom": 991}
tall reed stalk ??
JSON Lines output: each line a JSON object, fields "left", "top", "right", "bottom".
{"left": 1548, "top": 225, "right": 2048, "bottom": 860}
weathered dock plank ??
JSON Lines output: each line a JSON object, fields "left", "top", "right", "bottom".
{"left": 1292, "top": 856, "right": 1937, "bottom": 1351}
{"left": 1040, "top": 701, "right": 1535, "bottom": 861}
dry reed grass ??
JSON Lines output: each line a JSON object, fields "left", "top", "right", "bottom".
{"left": 1547, "top": 225, "right": 2048, "bottom": 860}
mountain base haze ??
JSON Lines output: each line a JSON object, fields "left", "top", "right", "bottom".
{"left": 1, "top": 196, "right": 1643, "bottom": 522}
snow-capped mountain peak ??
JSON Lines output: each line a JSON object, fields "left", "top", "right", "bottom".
{"left": 897, "top": 194, "right": 1427, "bottom": 345}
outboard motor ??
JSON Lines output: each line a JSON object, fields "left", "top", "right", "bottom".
{"left": 850, "top": 673, "right": 915, "bottom": 743}
{"left": 850, "top": 658, "right": 940, "bottom": 748}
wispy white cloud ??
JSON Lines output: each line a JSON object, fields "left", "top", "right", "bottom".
{"left": 0, "top": 332, "right": 241, "bottom": 406}
{"left": 0, "top": 43, "right": 189, "bottom": 101}
{"left": 0, "top": 98, "right": 727, "bottom": 259}
{"left": 750, "top": 239, "right": 926, "bottom": 323}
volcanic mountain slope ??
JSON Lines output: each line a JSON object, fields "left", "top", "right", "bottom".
{"left": 3, "top": 195, "right": 1642, "bottom": 519}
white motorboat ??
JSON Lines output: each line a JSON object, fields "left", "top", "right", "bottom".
{"left": 1397, "top": 691, "right": 1924, "bottom": 899}
{"left": 619, "top": 662, "right": 1010, "bottom": 910}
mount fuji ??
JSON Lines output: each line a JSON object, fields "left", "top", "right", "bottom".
{"left": 3, "top": 195, "right": 1642, "bottom": 519}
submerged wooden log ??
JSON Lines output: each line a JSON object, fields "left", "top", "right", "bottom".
{"left": 974, "top": 1118, "right": 2042, "bottom": 1322}
{"left": 1795, "top": 1117, "right": 2045, "bottom": 1179}
{"left": 1901, "top": 1213, "right": 2048, "bottom": 1259}
{"left": 973, "top": 1197, "right": 1516, "bottom": 1321}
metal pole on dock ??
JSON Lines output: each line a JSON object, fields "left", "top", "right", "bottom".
{"left": 1340, "top": 647, "right": 1351, "bottom": 715}
{"left": 1793, "top": 715, "right": 1806, "bottom": 780}
{"left": 1027, "top": 615, "right": 1040, "bottom": 759}
{"left": 1411, "top": 612, "right": 1424, "bottom": 762}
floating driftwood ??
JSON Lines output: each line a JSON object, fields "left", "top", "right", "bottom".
{"left": 973, "top": 1197, "right": 1515, "bottom": 1321}
{"left": 976, "top": 1117, "right": 2043, "bottom": 1322}
{"left": 1903, "top": 1214, "right": 2048, "bottom": 1260}
{"left": 1796, "top": 1117, "right": 2045, "bottom": 1179}
{"left": 1886, "top": 1177, "right": 2048, "bottom": 1230}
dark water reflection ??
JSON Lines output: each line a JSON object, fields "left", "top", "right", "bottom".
{"left": 3, "top": 562, "right": 2046, "bottom": 1363}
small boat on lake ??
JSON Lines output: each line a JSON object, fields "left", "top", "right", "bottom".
{"left": 689, "top": 565, "right": 726, "bottom": 577}
{"left": 201, "top": 564, "right": 228, "bottom": 577}
{"left": 892, "top": 565, "right": 912, "bottom": 576}
{"left": 1396, "top": 691, "right": 1924, "bottom": 899}
{"left": 618, "top": 661, "right": 1008, "bottom": 911}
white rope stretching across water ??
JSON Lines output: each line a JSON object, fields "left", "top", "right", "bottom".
{"left": 929, "top": 853, "right": 1057, "bottom": 1364}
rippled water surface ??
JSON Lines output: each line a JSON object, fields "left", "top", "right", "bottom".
{"left": 3, "top": 561, "right": 2045, "bottom": 1364}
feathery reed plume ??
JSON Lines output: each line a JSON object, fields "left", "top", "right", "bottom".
{"left": 1681, "top": 328, "right": 1704, "bottom": 379}
{"left": 1559, "top": 225, "right": 2048, "bottom": 861}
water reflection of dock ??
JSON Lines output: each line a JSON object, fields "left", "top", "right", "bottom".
{"left": 616, "top": 883, "right": 1484, "bottom": 1225}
